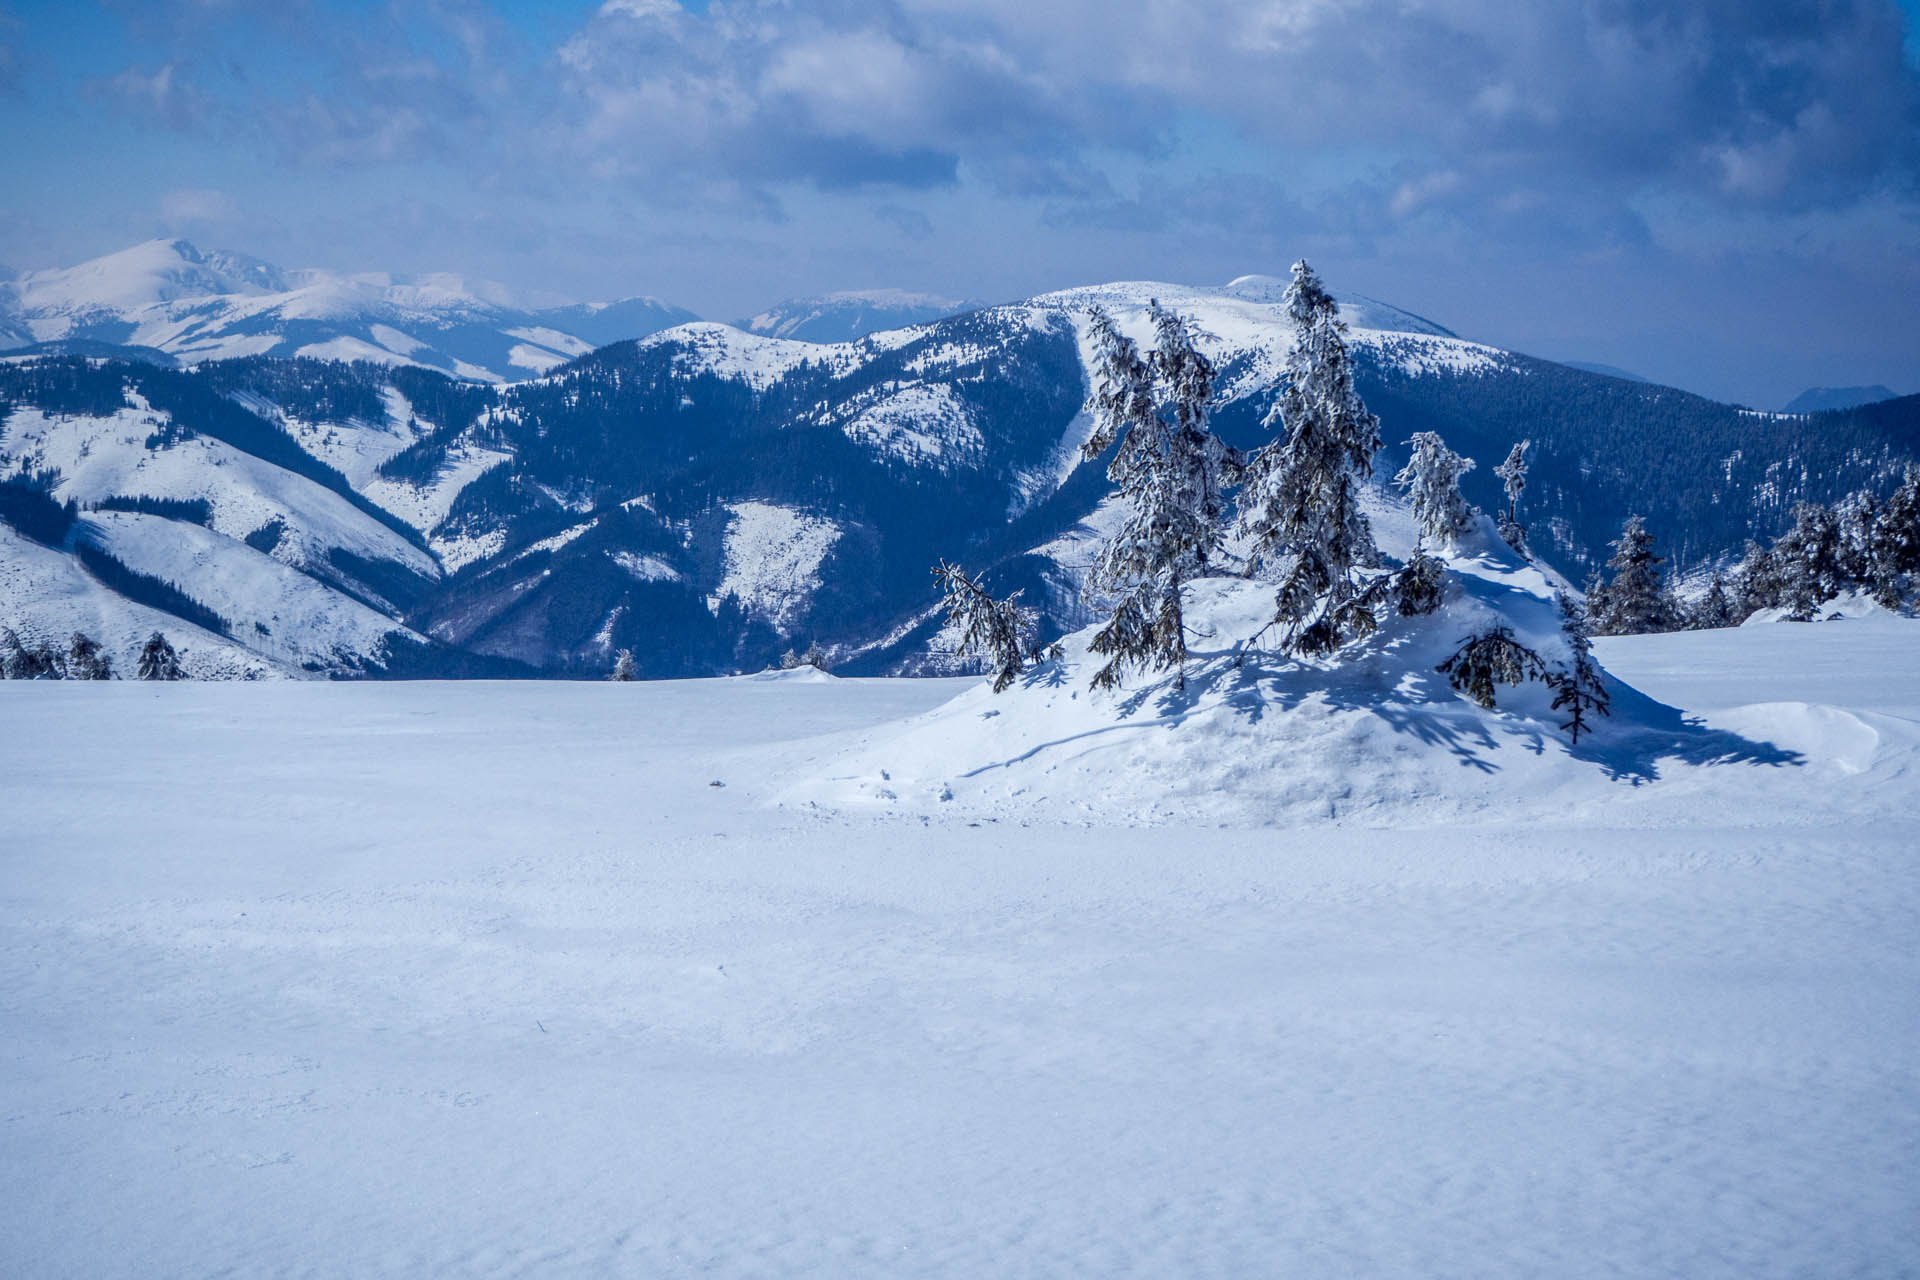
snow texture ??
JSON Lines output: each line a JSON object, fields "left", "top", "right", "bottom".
{"left": 841, "top": 383, "right": 983, "bottom": 465}
{"left": 709, "top": 501, "right": 842, "bottom": 631}
{"left": 1, "top": 615, "right": 1915, "bottom": 1276}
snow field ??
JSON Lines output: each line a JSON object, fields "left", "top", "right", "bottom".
{"left": 2, "top": 622, "right": 1918, "bottom": 1277}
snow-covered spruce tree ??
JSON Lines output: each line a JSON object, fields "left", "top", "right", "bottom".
{"left": 1688, "top": 574, "right": 1740, "bottom": 630}
{"left": 0, "top": 626, "right": 28, "bottom": 679}
{"left": 1772, "top": 501, "right": 1847, "bottom": 621}
{"left": 1236, "top": 260, "right": 1384, "bottom": 656}
{"left": 1835, "top": 489, "right": 1880, "bottom": 586}
{"left": 40, "top": 643, "right": 67, "bottom": 677}
{"left": 1436, "top": 625, "right": 1547, "bottom": 710}
{"left": 1493, "top": 440, "right": 1531, "bottom": 554}
{"left": 1867, "top": 468, "right": 1920, "bottom": 609}
{"left": 1391, "top": 547, "right": 1446, "bottom": 616}
{"left": 1733, "top": 538, "right": 1786, "bottom": 617}
{"left": 2, "top": 628, "right": 61, "bottom": 678}
{"left": 1548, "top": 592, "right": 1610, "bottom": 743}
{"left": 608, "top": 649, "right": 637, "bottom": 681}
{"left": 67, "top": 632, "right": 113, "bottom": 680}
{"left": 933, "top": 560, "right": 1046, "bottom": 693}
{"left": 1393, "top": 431, "right": 1477, "bottom": 549}
{"left": 1588, "top": 515, "right": 1680, "bottom": 636}
{"left": 136, "top": 631, "right": 184, "bottom": 681}
{"left": 1078, "top": 303, "right": 1236, "bottom": 691}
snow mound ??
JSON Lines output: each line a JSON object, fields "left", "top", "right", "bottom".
{"left": 793, "top": 529, "right": 1823, "bottom": 827}
{"left": 1740, "top": 589, "right": 1902, "bottom": 625}
{"left": 743, "top": 665, "right": 838, "bottom": 683}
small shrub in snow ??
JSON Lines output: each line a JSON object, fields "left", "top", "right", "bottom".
{"left": 136, "top": 631, "right": 184, "bottom": 681}
{"left": 1548, "top": 592, "right": 1610, "bottom": 743}
{"left": 773, "top": 644, "right": 829, "bottom": 672}
{"left": 1393, "top": 431, "right": 1478, "bottom": 549}
{"left": 1437, "top": 626, "right": 1547, "bottom": 710}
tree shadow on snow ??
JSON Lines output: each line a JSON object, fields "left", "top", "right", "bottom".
{"left": 1568, "top": 678, "right": 1804, "bottom": 784}
{"left": 1048, "top": 628, "right": 1806, "bottom": 788}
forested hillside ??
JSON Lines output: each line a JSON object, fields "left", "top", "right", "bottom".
{"left": 4, "top": 283, "right": 1916, "bottom": 678}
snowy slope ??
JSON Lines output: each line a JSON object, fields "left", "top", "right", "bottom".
{"left": 2, "top": 400, "right": 437, "bottom": 584}
{"left": 0, "top": 523, "right": 279, "bottom": 678}
{"left": 709, "top": 501, "right": 844, "bottom": 630}
{"left": 1, "top": 621, "right": 1915, "bottom": 1276}
{"left": 83, "top": 511, "right": 425, "bottom": 672}
{"left": 1033, "top": 278, "right": 1515, "bottom": 398}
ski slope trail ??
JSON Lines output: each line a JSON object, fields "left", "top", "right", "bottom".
{"left": 2, "top": 627, "right": 1917, "bottom": 1277}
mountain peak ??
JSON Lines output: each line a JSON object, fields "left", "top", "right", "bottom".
{"left": 14, "top": 238, "right": 287, "bottom": 311}
{"left": 1782, "top": 385, "right": 1900, "bottom": 414}
{"left": 1220, "top": 275, "right": 1459, "bottom": 338}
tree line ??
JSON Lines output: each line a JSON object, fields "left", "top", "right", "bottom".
{"left": 0, "top": 628, "right": 186, "bottom": 680}
{"left": 1584, "top": 472, "right": 1920, "bottom": 635}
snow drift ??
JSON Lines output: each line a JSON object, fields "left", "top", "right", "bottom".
{"left": 793, "top": 525, "right": 1853, "bottom": 827}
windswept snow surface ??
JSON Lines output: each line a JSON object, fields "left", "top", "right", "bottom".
{"left": 5, "top": 617, "right": 1920, "bottom": 1277}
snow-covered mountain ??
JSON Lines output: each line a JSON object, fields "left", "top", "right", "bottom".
{"left": 740, "top": 289, "right": 982, "bottom": 343}
{"left": 4, "top": 272, "right": 1916, "bottom": 679}
{"left": 1218, "top": 274, "right": 1461, "bottom": 338}
{"left": 0, "top": 240, "right": 699, "bottom": 383}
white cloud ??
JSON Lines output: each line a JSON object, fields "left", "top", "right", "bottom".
{"left": 161, "top": 187, "right": 237, "bottom": 224}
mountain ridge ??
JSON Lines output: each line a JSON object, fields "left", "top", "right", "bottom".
{"left": 5, "top": 264, "right": 1917, "bottom": 680}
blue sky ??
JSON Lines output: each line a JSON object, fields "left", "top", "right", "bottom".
{"left": 2, "top": 0, "right": 1917, "bottom": 407}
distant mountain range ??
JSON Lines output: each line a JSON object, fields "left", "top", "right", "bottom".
{"left": 740, "top": 290, "right": 984, "bottom": 343}
{"left": 4, "top": 247, "right": 1916, "bottom": 680}
{"left": 1783, "top": 385, "right": 1901, "bottom": 414}
{"left": 0, "top": 240, "right": 697, "bottom": 383}
{"left": 1561, "top": 362, "right": 1650, "bottom": 383}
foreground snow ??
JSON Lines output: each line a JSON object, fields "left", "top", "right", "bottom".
{"left": 2, "top": 624, "right": 1917, "bottom": 1277}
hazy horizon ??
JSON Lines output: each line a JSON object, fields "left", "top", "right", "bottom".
{"left": 3, "top": 0, "right": 1918, "bottom": 406}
